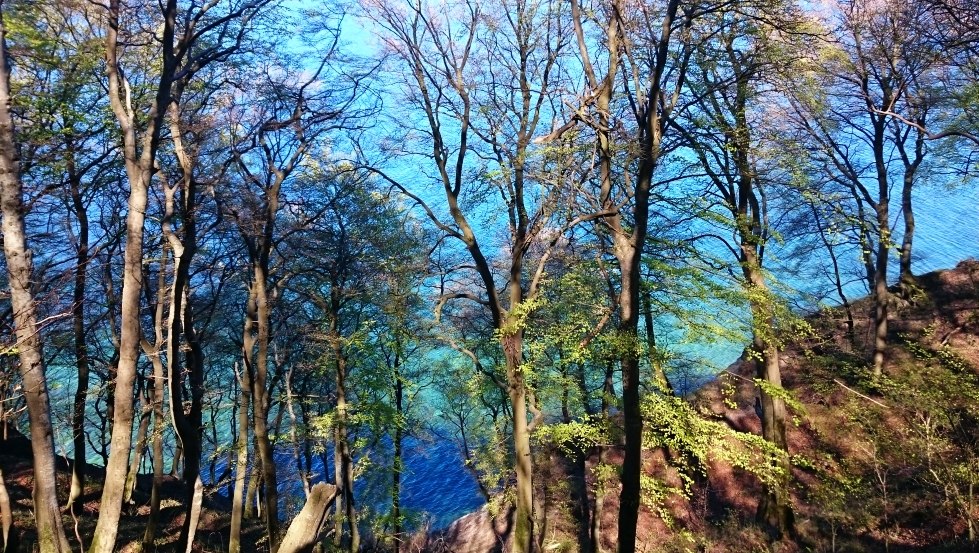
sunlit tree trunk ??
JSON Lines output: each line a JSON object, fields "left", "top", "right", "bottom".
{"left": 90, "top": 2, "right": 179, "bottom": 549}
{"left": 0, "top": 11, "right": 72, "bottom": 552}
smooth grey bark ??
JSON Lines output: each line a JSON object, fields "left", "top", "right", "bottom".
{"left": 140, "top": 241, "right": 170, "bottom": 551}
{"left": 0, "top": 466, "right": 12, "bottom": 551}
{"left": 0, "top": 9, "right": 72, "bottom": 552}
{"left": 229, "top": 361, "right": 252, "bottom": 553}
{"left": 278, "top": 483, "right": 338, "bottom": 553}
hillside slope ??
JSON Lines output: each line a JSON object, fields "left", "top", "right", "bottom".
{"left": 434, "top": 260, "right": 979, "bottom": 552}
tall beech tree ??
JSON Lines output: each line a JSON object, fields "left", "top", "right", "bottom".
{"left": 363, "top": 0, "right": 591, "bottom": 549}
{"left": 566, "top": 1, "right": 695, "bottom": 549}
{"left": 675, "top": 3, "right": 808, "bottom": 534}
{"left": 224, "top": 38, "right": 364, "bottom": 549}
{"left": 91, "top": 2, "right": 267, "bottom": 551}
{"left": 0, "top": 6, "right": 72, "bottom": 551}
{"left": 785, "top": 0, "right": 952, "bottom": 375}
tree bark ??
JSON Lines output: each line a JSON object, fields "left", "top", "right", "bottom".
{"left": 0, "top": 11, "right": 72, "bottom": 552}
{"left": 329, "top": 307, "right": 359, "bottom": 552}
{"left": 0, "top": 466, "right": 14, "bottom": 552}
{"left": 278, "top": 483, "right": 338, "bottom": 553}
{"left": 392, "top": 359, "right": 404, "bottom": 553}
{"left": 230, "top": 363, "right": 251, "bottom": 553}
{"left": 140, "top": 240, "right": 170, "bottom": 551}
{"left": 67, "top": 136, "right": 91, "bottom": 514}
{"left": 123, "top": 389, "right": 151, "bottom": 505}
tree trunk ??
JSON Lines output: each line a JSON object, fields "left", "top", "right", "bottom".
{"left": 278, "top": 483, "right": 338, "bottom": 553}
{"left": 67, "top": 137, "right": 91, "bottom": 514}
{"left": 328, "top": 297, "right": 360, "bottom": 553}
{"left": 163, "top": 120, "right": 207, "bottom": 551}
{"left": 899, "top": 179, "right": 914, "bottom": 289}
{"left": 872, "top": 209, "right": 890, "bottom": 376}
{"left": 0, "top": 13, "right": 72, "bottom": 552}
{"left": 503, "top": 330, "right": 535, "bottom": 553}
{"left": 123, "top": 393, "right": 152, "bottom": 504}
{"left": 392, "top": 361, "right": 404, "bottom": 553}
{"left": 91, "top": 1, "right": 179, "bottom": 548}
{"left": 141, "top": 366, "right": 165, "bottom": 551}
{"left": 615, "top": 246, "right": 643, "bottom": 553}
{"left": 743, "top": 259, "right": 793, "bottom": 536}
{"left": 0, "top": 466, "right": 13, "bottom": 552}
{"left": 142, "top": 241, "right": 170, "bottom": 551}
{"left": 230, "top": 362, "right": 251, "bottom": 553}
{"left": 246, "top": 268, "right": 280, "bottom": 549}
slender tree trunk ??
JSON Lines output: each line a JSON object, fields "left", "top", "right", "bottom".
{"left": 899, "top": 181, "right": 914, "bottom": 289}
{"left": 0, "top": 13, "right": 72, "bottom": 552}
{"left": 245, "top": 459, "right": 261, "bottom": 520}
{"left": 811, "top": 204, "right": 855, "bottom": 346}
{"left": 246, "top": 268, "right": 280, "bottom": 549}
{"left": 164, "top": 114, "right": 207, "bottom": 552}
{"left": 285, "top": 369, "right": 310, "bottom": 498}
{"left": 332, "top": 424, "right": 344, "bottom": 547}
{"left": 230, "top": 363, "right": 251, "bottom": 553}
{"left": 67, "top": 137, "right": 91, "bottom": 513}
{"left": 330, "top": 319, "right": 359, "bottom": 553}
{"left": 392, "top": 361, "right": 404, "bottom": 553}
{"left": 0, "top": 466, "right": 13, "bottom": 552}
{"left": 123, "top": 392, "right": 151, "bottom": 504}
{"left": 142, "top": 241, "right": 170, "bottom": 551}
{"left": 872, "top": 209, "right": 890, "bottom": 376}
{"left": 141, "top": 364, "right": 164, "bottom": 551}
{"left": 642, "top": 288, "right": 671, "bottom": 393}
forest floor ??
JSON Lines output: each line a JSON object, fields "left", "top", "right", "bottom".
{"left": 0, "top": 433, "right": 267, "bottom": 551}
{"left": 3, "top": 260, "right": 979, "bottom": 552}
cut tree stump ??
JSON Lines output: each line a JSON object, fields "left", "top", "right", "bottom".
{"left": 278, "top": 483, "right": 338, "bottom": 553}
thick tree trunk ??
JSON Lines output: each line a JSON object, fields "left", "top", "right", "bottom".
{"left": 502, "top": 330, "right": 535, "bottom": 553}
{"left": 0, "top": 13, "right": 72, "bottom": 552}
{"left": 278, "top": 483, "right": 338, "bottom": 553}
{"left": 615, "top": 245, "right": 643, "bottom": 553}
{"left": 743, "top": 259, "right": 793, "bottom": 536}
